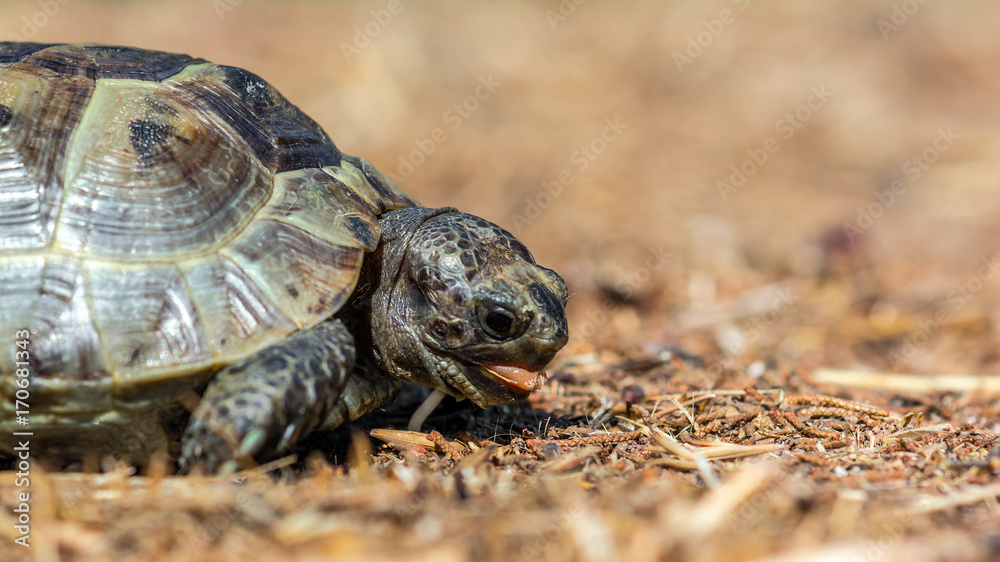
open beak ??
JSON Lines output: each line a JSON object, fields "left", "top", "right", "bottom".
{"left": 481, "top": 365, "right": 547, "bottom": 392}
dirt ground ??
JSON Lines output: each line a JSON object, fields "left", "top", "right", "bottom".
{"left": 3, "top": 1, "right": 1000, "bottom": 561}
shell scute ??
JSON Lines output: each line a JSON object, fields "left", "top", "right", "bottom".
{"left": 54, "top": 78, "right": 272, "bottom": 259}
{"left": 18, "top": 44, "right": 204, "bottom": 81}
{"left": 167, "top": 64, "right": 341, "bottom": 173}
{"left": 0, "top": 42, "right": 56, "bottom": 64}
{"left": 85, "top": 262, "right": 211, "bottom": 380}
{"left": 222, "top": 219, "right": 365, "bottom": 329}
{"left": 179, "top": 254, "right": 297, "bottom": 362}
{"left": 0, "top": 43, "right": 421, "bottom": 428}
{"left": 261, "top": 168, "right": 382, "bottom": 251}
{"left": 0, "top": 67, "right": 93, "bottom": 252}
{"left": 0, "top": 256, "right": 109, "bottom": 388}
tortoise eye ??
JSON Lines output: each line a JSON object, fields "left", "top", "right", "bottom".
{"left": 482, "top": 307, "right": 518, "bottom": 340}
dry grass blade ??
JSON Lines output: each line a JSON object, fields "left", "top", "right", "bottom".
{"left": 233, "top": 455, "right": 297, "bottom": 479}
{"left": 885, "top": 423, "right": 954, "bottom": 440}
{"left": 643, "top": 423, "right": 782, "bottom": 468}
{"left": 673, "top": 462, "right": 781, "bottom": 539}
{"left": 908, "top": 483, "right": 1000, "bottom": 514}
{"left": 647, "top": 442, "right": 782, "bottom": 461}
{"left": 696, "top": 443, "right": 783, "bottom": 461}
{"left": 644, "top": 425, "right": 695, "bottom": 461}
{"left": 812, "top": 369, "right": 1000, "bottom": 394}
{"left": 370, "top": 428, "right": 469, "bottom": 453}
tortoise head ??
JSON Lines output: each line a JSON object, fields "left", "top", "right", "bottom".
{"left": 368, "top": 207, "right": 568, "bottom": 406}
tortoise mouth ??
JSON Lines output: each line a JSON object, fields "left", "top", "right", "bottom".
{"left": 455, "top": 363, "right": 542, "bottom": 406}
{"left": 430, "top": 357, "right": 537, "bottom": 406}
{"left": 479, "top": 364, "right": 546, "bottom": 393}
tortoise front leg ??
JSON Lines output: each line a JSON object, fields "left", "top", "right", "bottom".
{"left": 179, "top": 320, "right": 355, "bottom": 473}
{"left": 318, "top": 363, "right": 401, "bottom": 432}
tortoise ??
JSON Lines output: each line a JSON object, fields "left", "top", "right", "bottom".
{"left": 0, "top": 43, "right": 568, "bottom": 472}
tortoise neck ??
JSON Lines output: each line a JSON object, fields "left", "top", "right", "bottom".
{"left": 340, "top": 207, "right": 457, "bottom": 374}
{"left": 339, "top": 242, "right": 382, "bottom": 372}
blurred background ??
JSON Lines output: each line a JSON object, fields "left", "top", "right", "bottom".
{"left": 7, "top": 3, "right": 1000, "bottom": 561}
{"left": 6, "top": 0, "right": 1000, "bottom": 379}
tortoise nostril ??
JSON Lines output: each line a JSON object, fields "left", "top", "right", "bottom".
{"left": 430, "top": 320, "right": 448, "bottom": 341}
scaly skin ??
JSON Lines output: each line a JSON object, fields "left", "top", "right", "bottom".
{"left": 179, "top": 208, "right": 568, "bottom": 472}
{"left": 180, "top": 320, "right": 354, "bottom": 472}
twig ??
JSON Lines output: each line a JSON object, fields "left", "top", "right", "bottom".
{"left": 813, "top": 368, "right": 1000, "bottom": 394}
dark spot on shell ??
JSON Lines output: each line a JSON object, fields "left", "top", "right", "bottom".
{"left": 235, "top": 397, "right": 248, "bottom": 407}
{"left": 444, "top": 232, "right": 457, "bottom": 242}
{"left": 265, "top": 356, "right": 288, "bottom": 371}
{"left": 129, "top": 119, "right": 173, "bottom": 159}
{"left": 457, "top": 239, "right": 471, "bottom": 250}
{"left": 0, "top": 105, "right": 11, "bottom": 128}
{"left": 187, "top": 67, "right": 341, "bottom": 173}
{"left": 465, "top": 270, "right": 478, "bottom": 282}
{"left": 287, "top": 285, "right": 300, "bottom": 298}
{"left": 220, "top": 337, "right": 228, "bottom": 346}
{"left": 345, "top": 215, "right": 376, "bottom": 248}
{"left": 217, "top": 405, "right": 231, "bottom": 417}
{"left": 443, "top": 243, "right": 457, "bottom": 255}
{"left": 221, "top": 66, "right": 274, "bottom": 107}
{"left": 460, "top": 252, "right": 475, "bottom": 268}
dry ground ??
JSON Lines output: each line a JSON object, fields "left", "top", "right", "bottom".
{"left": 3, "top": 1, "right": 1000, "bottom": 561}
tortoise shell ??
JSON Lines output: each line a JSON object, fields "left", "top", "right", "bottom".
{"left": 0, "top": 43, "right": 417, "bottom": 423}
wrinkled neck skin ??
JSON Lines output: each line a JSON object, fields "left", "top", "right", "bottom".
{"left": 350, "top": 206, "right": 455, "bottom": 382}
{"left": 342, "top": 206, "right": 569, "bottom": 407}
